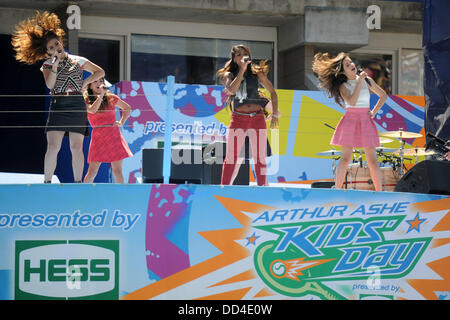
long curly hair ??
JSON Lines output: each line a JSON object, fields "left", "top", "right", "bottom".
{"left": 84, "top": 82, "right": 114, "bottom": 112}
{"left": 312, "top": 52, "right": 349, "bottom": 107}
{"left": 217, "top": 44, "right": 271, "bottom": 113}
{"left": 216, "top": 44, "right": 270, "bottom": 83}
{"left": 11, "top": 11, "right": 65, "bottom": 65}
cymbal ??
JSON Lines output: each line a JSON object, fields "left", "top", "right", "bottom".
{"left": 379, "top": 137, "right": 393, "bottom": 144}
{"left": 316, "top": 150, "right": 342, "bottom": 156}
{"left": 394, "top": 148, "right": 436, "bottom": 156}
{"left": 376, "top": 147, "right": 397, "bottom": 153}
{"left": 381, "top": 130, "right": 422, "bottom": 139}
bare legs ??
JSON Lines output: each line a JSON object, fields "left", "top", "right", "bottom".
{"left": 44, "top": 131, "right": 85, "bottom": 183}
{"left": 364, "top": 147, "right": 382, "bottom": 191}
{"left": 83, "top": 161, "right": 101, "bottom": 183}
{"left": 69, "top": 132, "right": 84, "bottom": 182}
{"left": 334, "top": 146, "right": 382, "bottom": 191}
{"left": 334, "top": 146, "right": 353, "bottom": 189}
{"left": 84, "top": 160, "right": 124, "bottom": 183}
{"left": 111, "top": 160, "right": 125, "bottom": 183}
{"left": 44, "top": 131, "right": 65, "bottom": 182}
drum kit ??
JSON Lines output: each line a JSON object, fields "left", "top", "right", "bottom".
{"left": 316, "top": 129, "right": 436, "bottom": 191}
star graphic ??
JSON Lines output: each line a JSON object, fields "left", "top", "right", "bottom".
{"left": 245, "top": 232, "right": 260, "bottom": 246}
{"left": 406, "top": 213, "right": 426, "bottom": 233}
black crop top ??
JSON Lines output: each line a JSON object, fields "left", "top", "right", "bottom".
{"left": 232, "top": 71, "right": 269, "bottom": 110}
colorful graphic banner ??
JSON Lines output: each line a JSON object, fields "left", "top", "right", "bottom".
{"left": 112, "top": 81, "right": 426, "bottom": 184}
{"left": 0, "top": 184, "right": 448, "bottom": 300}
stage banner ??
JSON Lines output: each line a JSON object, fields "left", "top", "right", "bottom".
{"left": 0, "top": 184, "right": 448, "bottom": 300}
{"left": 112, "top": 81, "right": 427, "bottom": 184}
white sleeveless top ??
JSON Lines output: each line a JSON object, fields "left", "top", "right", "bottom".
{"left": 343, "top": 75, "right": 371, "bottom": 108}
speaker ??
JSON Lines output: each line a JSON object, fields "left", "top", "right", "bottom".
{"left": 243, "top": 136, "right": 272, "bottom": 158}
{"left": 142, "top": 149, "right": 163, "bottom": 183}
{"left": 202, "top": 141, "right": 249, "bottom": 185}
{"left": 394, "top": 160, "right": 450, "bottom": 195}
{"left": 203, "top": 160, "right": 250, "bottom": 185}
{"left": 170, "top": 146, "right": 203, "bottom": 184}
{"left": 142, "top": 147, "right": 203, "bottom": 184}
{"left": 311, "top": 181, "right": 335, "bottom": 189}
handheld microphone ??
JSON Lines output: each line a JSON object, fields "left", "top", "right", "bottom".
{"left": 243, "top": 57, "right": 251, "bottom": 63}
{"left": 51, "top": 49, "right": 62, "bottom": 64}
{"left": 357, "top": 67, "right": 371, "bottom": 87}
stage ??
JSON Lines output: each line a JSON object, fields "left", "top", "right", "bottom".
{"left": 0, "top": 183, "right": 448, "bottom": 300}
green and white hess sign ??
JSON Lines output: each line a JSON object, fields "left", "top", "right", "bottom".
{"left": 15, "top": 240, "right": 119, "bottom": 300}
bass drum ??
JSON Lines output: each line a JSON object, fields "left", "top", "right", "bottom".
{"left": 380, "top": 166, "right": 401, "bottom": 192}
{"left": 344, "top": 164, "right": 401, "bottom": 191}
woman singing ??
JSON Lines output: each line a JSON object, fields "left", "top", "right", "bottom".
{"left": 83, "top": 78, "right": 133, "bottom": 183}
{"left": 11, "top": 11, "right": 105, "bottom": 183}
{"left": 217, "top": 44, "right": 279, "bottom": 186}
{"left": 312, "top": 52, "right": 387, "bottom": 191}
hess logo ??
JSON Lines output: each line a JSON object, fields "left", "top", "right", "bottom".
{"left": 15, "top": 240, "right": 119, "bottom": 300}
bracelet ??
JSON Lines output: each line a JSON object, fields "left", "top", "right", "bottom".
{"left": 50, "top": 69, "right": 57, "bottom": 74}
{"left": 272, "top": 114, "right": 279, "bottom": 118}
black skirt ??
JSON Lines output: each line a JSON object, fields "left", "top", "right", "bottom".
{"left": 45, "top": 95, "right": 88, "bottom": 136}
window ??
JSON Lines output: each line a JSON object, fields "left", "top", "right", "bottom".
{"left": 350, "top": 53, "right": 393, "bottom": 95}
{"left": 400, "top": 49, "right": 424, "bottom": 96}
{"left": 131, "top": 34, "right": 274, "bottom": 85}
{"left": 78, "top": 37, "right": 122, "bottom": 84}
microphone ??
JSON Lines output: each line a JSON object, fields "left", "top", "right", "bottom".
{"left": 51, "top": 49, "right": 62, "bottom": 64}
{"left": 243, "top": 57, "right": 251, "bottom": 63}
{"left": 357, "top": 67, "right": 371, "bottom": 87}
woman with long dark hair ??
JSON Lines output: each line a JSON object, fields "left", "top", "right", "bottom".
{"left": 83, "top": 78, "right": 132, "bottom": 183}
{"left": 217, "top": 44, "right": 279, "bottom": 186}
{"left": 11, "top": 11, "right": 105, "bottom": 183}
{"left": 312, "top": 52, "right": 387, "bottom": 191}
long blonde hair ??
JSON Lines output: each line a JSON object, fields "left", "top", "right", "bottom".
{"left": 11, "top": 11, "right": 65, "bottom": 65}
{"left": 312, "top": 52, "right": 349, "bottom": 107}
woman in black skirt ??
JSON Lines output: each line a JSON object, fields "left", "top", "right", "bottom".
{"left": 12, "top": 11, "right": 104, "bottom": 182}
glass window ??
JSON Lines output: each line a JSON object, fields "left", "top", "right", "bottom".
{"left": 131, "top": 34, "right": 274, "bottom": 85}
{"left": 350, "top": 53, "right": 393, "bottom": 95}
{"left": 78, "top": 37, "right": 121, "bottom": 84}
{"left": 400, "top": 49, "right": 424, "bottom": 96}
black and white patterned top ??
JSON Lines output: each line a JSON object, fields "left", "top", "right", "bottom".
{"left": 40, "top": 53, "right": 88, "bottom": 95}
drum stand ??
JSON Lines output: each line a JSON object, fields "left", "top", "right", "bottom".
{"left": 331, "top": 156, "right": 339, "bottom": 178}
{"left": 397, "top": 139, "right": 407, "bottom": 176}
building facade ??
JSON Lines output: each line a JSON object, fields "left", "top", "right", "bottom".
{"left": 0, "top": 0, "right": 424, "bottom": 95}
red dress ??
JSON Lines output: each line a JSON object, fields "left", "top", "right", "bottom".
{"left": 86, "top": 94, "right": 133, "bottom": 163}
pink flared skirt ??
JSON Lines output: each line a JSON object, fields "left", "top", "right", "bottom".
{"left": 331, "top": 108, "right": 380, "bottom": 148}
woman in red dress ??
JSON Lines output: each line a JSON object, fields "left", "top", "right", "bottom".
{"left": 83, "top": 78, "right": 133, "bottom": 183}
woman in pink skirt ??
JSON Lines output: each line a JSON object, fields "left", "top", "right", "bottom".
{"left": 312, "top": 53, "right": 387, "bottom": 191}
{"left": 83, "top": 78, "right": 133, "bottom": 183}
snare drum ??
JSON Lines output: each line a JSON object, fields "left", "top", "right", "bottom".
{"left": 344, "top": 164, "right": 401, "bottom": 191}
